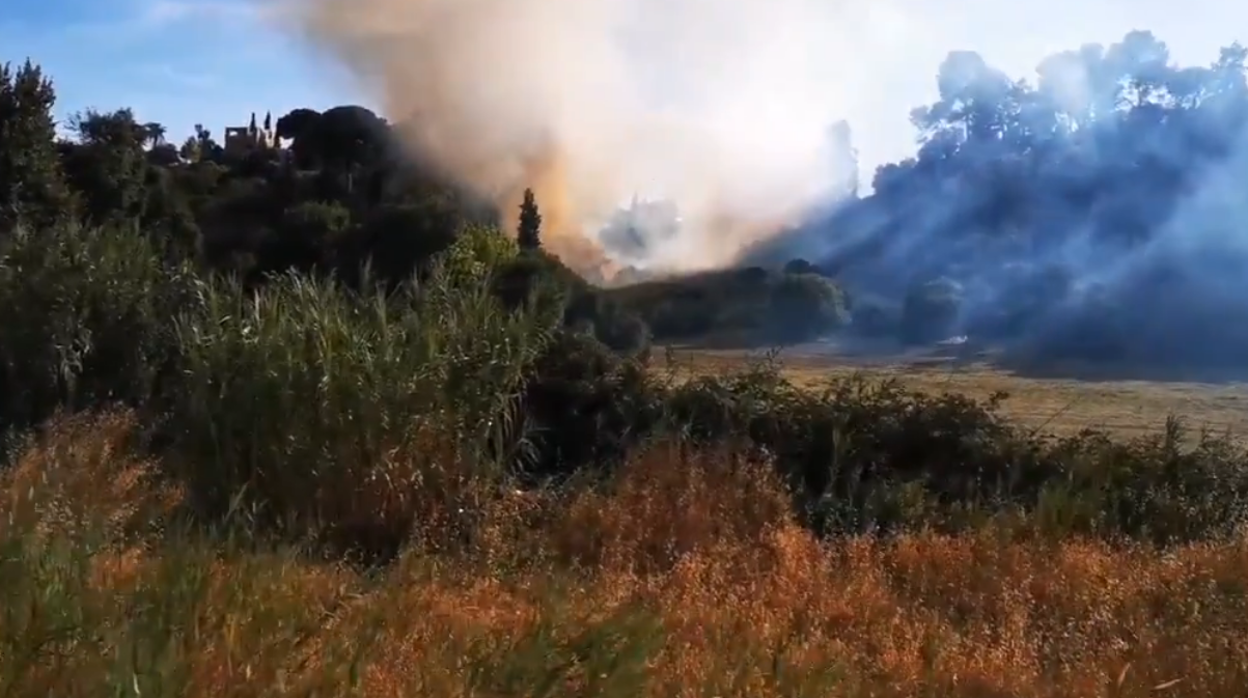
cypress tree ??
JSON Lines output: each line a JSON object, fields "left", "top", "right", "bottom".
{"left": 517, "top": 187, "right": 542, "bottom": 251}
{"left": 0, "top": 60, "right": 75, "bottom": 231}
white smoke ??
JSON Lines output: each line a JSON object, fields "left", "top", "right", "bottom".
{"left": 263, "top": 0, "right": 916, "bottom": 273}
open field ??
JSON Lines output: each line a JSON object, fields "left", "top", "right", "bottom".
{"left": 667, "top": 347, "right": 1248, "bottom": 440}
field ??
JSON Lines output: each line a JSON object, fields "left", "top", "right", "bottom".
{"left": 5, "top": 412, "right": 1248, "bottom": 698}
{"left": 669, "top": 347, "right": 1248, "bottom": 440}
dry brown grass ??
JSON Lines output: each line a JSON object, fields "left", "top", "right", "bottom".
{"left": 4, "top": 411, "right": 1248, "bottom": 697}
{"left": 668, "top": 348, "right": 1248, "bottom": 439}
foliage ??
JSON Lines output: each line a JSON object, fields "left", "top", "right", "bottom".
{"left": 0, "top": 223, "right": 195, "bottom": 441}
{"left": 8, "top": 413, "right": 1248, "bottom": 697}
{"left": 7, "top": 38, "right": 1248, "bottom": 698}
{"left": 0, "top": 60, "right": 76, "bottom": 230}
{"left": 443, "top": 222, "right": 520, "bottom": 286}
{"left": 517, "top": 187, "right": 542, "bottom": 251}
{"left": 767, "top": 273, "right": 850, "bottom": 342}
{"left": 755, "top": 31, "right": 1248, "bottom": 367}
{"left": 0, "top": 50, "right": 1246, "bottom": 562}
{"left": 160, "top": 261, "right": 559, "bottom": 557}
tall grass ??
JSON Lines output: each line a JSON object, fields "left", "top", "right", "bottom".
{"left": 161, "top": 262, "right": 561, "bottom": 555}
{"left": 4, "top": 412, "right": 1248, "bottom": 697}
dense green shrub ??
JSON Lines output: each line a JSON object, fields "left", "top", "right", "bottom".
{"left": 516, "top": 331, "right": 663, "bottom": 480}
{"left": 0, "top": 224, "right": 196, "bottom": 441}
{"left": 655, "top": 362, "right": 1248, "bottom": 542}
{"left": 257, "top": 199, "right": 351, "bottom": 273}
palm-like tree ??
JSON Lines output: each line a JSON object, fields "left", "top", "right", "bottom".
{"left": 142, "top": 122, "right": 166, "bottom": 148}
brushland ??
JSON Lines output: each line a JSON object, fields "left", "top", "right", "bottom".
{"left": 5, "top": 222, "right": 1248, "bottom": 697}
{"left": 672, "top": 349, "right": 1248, "bottom": 441}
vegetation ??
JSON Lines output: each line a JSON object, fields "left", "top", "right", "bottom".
{"left": 751, "top": 31, "right": 1248, "bottom": 370}
{"left": 3, "top": 46, "right": 1248, "bottom": 696}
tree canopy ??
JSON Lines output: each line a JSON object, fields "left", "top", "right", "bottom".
{"left": 750, "top": 30, "right": 1248, "bottom": 368}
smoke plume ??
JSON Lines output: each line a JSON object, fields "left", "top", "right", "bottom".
{"left": 278, "top": 0, "right": 904, "bottom": 276}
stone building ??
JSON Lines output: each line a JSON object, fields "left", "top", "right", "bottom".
{"left": 222, "top": 111, "right": 277, "bottom": 159}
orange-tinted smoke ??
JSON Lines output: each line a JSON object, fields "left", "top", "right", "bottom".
{"left": 280, "top": 0, "right": 871, "bottom": 279}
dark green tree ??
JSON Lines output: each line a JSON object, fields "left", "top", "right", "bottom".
{"left": 517, "top": 187, "right": 542, "bottom": 251}
{"left": 141, "top": 121, "right": 166, "bottom": 148}
{"left": 275, "top": 108, "right": 321, "bottom": 142}
{"left": 0, "top": 59, "right": 75, "bottom": 231}
{"left": 258, "top": 200, "right": 351, "bottom": 273}
{"left": 62, "top": 108, "right": 150, "bottom": 227}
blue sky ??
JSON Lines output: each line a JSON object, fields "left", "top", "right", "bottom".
{"left": 0, "top": 0, "right": 372, "bottom": 143}
{"left": 4, "top": 0, "right": 1248, "bottom": 170}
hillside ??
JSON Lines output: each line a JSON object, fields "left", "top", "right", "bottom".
{"left": 4, "top": 37, "right": 1248, "bottom": 697}
{"left": 603, "top": 263, "right": 847, "bottom": 345}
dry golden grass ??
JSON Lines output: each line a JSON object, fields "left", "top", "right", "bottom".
{"left": 4, "top": 411, "right": 1248, "bottom": 697}
{"left": 669, "top": 348, "right": 1248, "bottom": 439}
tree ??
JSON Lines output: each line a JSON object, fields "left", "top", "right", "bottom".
{"left": 768, "top": 274, "right": 849, "bottom": 342}
{"left": 783, "top": 258, "right": 820, "bottom": 275}
{"left": 517, "top": 187, "right": 542, "bottom": 250}
{"left": 275, "top": 108, "right": 321, "bottom": 142}
{"left": 62, "top": 108, "right": 150, "bottom": 227}
{"left": 258, "top": 200, "right": 351, "bottom": 273}
{"left": 188, "top": 124, "right": 222, "bottom": 163}
{"left": 140, "top": 165, "right": 200, "bottom": 262}
{"left": 317, "top": 105, "right": 386, "bottom": 181}
{"left": 0, "top": 59, "right": 75, "bottom": 230}
{"left": 142, "top": 121, "right": 166, "bottom": 148}
{"left": 146, "top": 143, "right": 180, "bottom": 167}
{"left": 179, "top": 135, "right": 201, "bottom": 163}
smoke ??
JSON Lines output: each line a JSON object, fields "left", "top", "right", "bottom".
{"left": 743, "top": 29, "right": 1248, "bottom": 374}
{"left": 275, "top": 0, "right": 914, "bottom": 276}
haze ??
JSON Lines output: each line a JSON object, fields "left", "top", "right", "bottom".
{"left": 264, "top": 0, "right": 1247, "bottom": 272}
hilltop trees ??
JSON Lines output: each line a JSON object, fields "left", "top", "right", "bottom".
{"left": 0, "top": 60, "right": 75, "bottom": 231}
{"left": 62, "top": 108, "right": 149, "bottom": 228}
{"left": 753, "top": 29, "right": 1248, "bottom": 367}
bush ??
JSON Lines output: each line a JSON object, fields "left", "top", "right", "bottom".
{"left": 334, "top": 197, "right": 465, "bottom": 287}
{"left": 492, "top": 251, "right": 651, "bottom": 353}
{"left": 260, "top": 199, "right": 351, "bottom": 272}
{"left": 517, "top": 331, "right": 663, "bottom": 480}
{"left": 0, "top": 224, "right": 196, "bottom": 441}
{"left": 443, "top": 223, "right": 519, "bottom": 287}
{"left": 655, "top": 364, "right": 1248, "bottom": 542}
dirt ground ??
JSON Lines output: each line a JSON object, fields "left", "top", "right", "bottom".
{"left": 665, "top": 345, "right": 1248, "bottom": 440}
